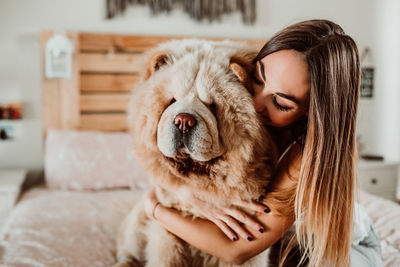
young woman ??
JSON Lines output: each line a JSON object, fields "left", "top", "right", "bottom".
{"left": 143, "top": 19, "right": 383, "bottom": 266}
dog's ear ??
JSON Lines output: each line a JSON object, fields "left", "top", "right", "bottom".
{"left": 143, "top": 52, "right": 171, "bottom": 80}
{"left": 229, "top": 53, "right": 257, "bottom": 95}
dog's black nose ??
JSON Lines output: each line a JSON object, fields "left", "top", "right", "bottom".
{"left": 174, "top": 113, "right": 196, "bottom": 133}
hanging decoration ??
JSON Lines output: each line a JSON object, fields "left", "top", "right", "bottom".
{"left": 106, "top": 0, "right": 256, "bottom": 25}
{"left": 360, "top": 47, "right": 375, "bottom": 98}
{"left": 45, "top": 34, "right": 74, "bottom": 79}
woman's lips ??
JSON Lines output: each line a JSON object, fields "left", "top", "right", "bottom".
{"left": 258, "top": 113, "right": 271, "bottom": 124}
{"left": 262, "top": 117, "right": 271, "bottom": 125}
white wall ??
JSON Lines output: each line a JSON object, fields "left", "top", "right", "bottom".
{"left": 373, "top": 0, "right": 400, "bottom": 161}
{"left": 0, "top": 0, "right": 394, "bottom": 169}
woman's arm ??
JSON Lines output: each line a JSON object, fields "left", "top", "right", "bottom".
{"left": 153, "top": 200, "right": 294, "bottom": 264}
{"left": 145, "top": 144, "right": 302, "bottom": 265}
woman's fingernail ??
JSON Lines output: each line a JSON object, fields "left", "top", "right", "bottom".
{"left": 264, "top": 207, "right": 271, "bottom": 213}
{"left": 258, "top": 228, "right": 264, "bottom": 233}
{"left": 232, "top": 237, "right": 238, "bottom": 241}
{"left": 247, "top": 236, "right": 253, "bottom": 242}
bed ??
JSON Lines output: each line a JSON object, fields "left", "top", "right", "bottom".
{"left": 0, "top": 32, "right": 399, "bottom": 266}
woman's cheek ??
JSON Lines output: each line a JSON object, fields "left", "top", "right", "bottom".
{"left": 269, "top": 111, "right": 294, "bottom": 127}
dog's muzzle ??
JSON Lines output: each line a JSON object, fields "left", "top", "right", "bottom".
{"left": 157, "top": 97, "right": 224, "bottom": 162}
{"left": 171, "top": 112, "right": 199, "bottom": 155}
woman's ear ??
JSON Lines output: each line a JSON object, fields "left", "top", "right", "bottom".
{"left": 143, "top": 51, "right": 171, "bottom": 80}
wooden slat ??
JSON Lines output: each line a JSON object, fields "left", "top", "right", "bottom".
{"left": 244, "top": 39, "right": 265, "bottom": 50}
{"left": 41, "top": 31, "right": 80, "bottom": 136}
{"left": 41, "top": 31, "right": 64, "bottom": 133}
{"left": 42, "top": 78, "right": 62, "bottom": 131}
{"left": 80, "top": 113, "right": 127, "bottom": 131}
{"left": 80, "top": 93, "right": 130, "bottom": 112}
{"left": 59, "top": 33, "right": 80, "bottom": 129}
{"left": 79, "top": 53, "right": 143, "bottom": 73}
{"left": 79, "top": 33, "right": 265, "bottom": 53}
{"left": 81, "top": 74, "right": 139, "bottom": 92}
{"left": 79, "top": 33, "right": 179, "bottom": 53}
{"left": 42, "top": 31, "right": 267, "bottom": 136}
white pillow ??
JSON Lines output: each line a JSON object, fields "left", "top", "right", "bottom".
{"left": 44, "top": 129, "right": 150, "bottom": 190}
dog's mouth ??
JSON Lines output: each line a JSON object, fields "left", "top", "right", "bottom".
{"left": 165, "top": 152, "right": 221, "bottom": 177}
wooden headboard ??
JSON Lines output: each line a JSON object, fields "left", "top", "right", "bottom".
{"left": 41, "top": 32, "right": 264, "bottom": 135}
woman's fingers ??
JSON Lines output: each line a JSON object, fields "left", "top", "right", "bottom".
{"left": 218, "top": 215, "right": 253, "bottom": 241}
{"left": 233, "top": 199, "right": 271, "bottom": 214}
{"left": 212, "top": 219, "right": 238, "bottom": 241}
{"left": 224, "top": 208, "right": 264, "bottom": 233}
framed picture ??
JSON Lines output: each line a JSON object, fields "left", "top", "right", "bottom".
{"left": 360, "top": 67, "right": 374, "bottom": 98}
{"left": 360, "top": 47, "right": 374, "bottom": 98}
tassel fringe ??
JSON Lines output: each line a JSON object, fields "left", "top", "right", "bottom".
{"left": 106, "top": 0, "right": 256, "bottom": 24}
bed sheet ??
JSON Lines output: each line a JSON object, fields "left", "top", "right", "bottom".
{"left": 358, "top": 190, "right": 400, "bottom": 266}
{"left": 0, "top": 187, "right": 142, "bottom": 267}
{"left": 1, "top": 188, "right": 399, "bottom": 266}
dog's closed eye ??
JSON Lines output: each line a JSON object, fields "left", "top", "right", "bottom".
{"left": 169, "top": 98, "right": 176, "bottom": 106}
{"left": 209, "top": 102, "right": 217, "bottom": 115}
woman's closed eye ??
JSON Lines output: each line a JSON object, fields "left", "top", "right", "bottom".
{"left": 272, "top": 95, "right": 293, "bottom": 112}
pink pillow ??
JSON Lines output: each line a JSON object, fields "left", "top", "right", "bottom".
{"left": 44, "top": 129, "right": 150, "bottom": 190}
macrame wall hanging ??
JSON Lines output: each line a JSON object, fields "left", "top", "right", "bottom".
{"left": 106, "top": 0, "right": 257, "bottom": 25}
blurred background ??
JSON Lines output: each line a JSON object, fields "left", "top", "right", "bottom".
{"left": 0, "top": 0, "right": 399, "bottom": 200}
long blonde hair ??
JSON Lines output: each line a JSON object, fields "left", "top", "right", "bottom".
{"left": 255, "top": 20, "right": 360, "bottom": 266}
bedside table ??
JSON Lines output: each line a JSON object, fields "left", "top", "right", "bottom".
{"left": 0, "top": 169, "right": 27, "bottom": 229}
{"left": 358, "top": 160, "right": 399, "bottom": 201}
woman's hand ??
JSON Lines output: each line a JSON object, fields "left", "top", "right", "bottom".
{"left": 177, "top": 186, "right": 270, "bottom": 242}
{"left": 143, "top": 187, "right": 160, "bottom": 220}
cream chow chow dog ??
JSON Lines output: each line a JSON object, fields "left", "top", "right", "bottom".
{"left": 115, "top": 39, "right": 279, "bottom": 267}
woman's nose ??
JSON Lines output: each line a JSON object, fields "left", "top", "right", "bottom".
{"left": 254, "top": 98, "right": 270, "bottom": 118}
{"left": 255, "top": 103, "right": 264, "bottom": 113}
{"left": 254, "top": 96, "right": 266, "bottom": 113}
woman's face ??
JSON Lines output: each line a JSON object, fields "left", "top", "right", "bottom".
{"left": 253, "top": 49, "right": 310, "bottom": 127}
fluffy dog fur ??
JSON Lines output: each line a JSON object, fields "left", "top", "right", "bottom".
{"left": 115, "top": 39, "right": 279, "bottom": 267}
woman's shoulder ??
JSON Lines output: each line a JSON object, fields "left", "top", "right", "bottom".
{"left": 265, "top": 124, "right": 305, "bottom": 193}
{"left": 263, "top": 141, "right": 301, "bottom": 217}
{"left": 277, "top": 137, "right": 302, "bottom": 169}
{"left": 268, "top": 120, "right": 306, "bottom": 155}
{"left": 272, "top": 141, "right": 302, "bottom": 191}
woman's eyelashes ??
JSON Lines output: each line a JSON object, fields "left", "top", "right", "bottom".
{"left": 272, "top": 95, "right": 293, "bottom": 112}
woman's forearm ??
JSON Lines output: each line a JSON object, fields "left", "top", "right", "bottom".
{"left": 147, "top": 145, "right": 299, "bottom": 264}
{"left": 153, "top": 204, "right": 294, "bottom": 264}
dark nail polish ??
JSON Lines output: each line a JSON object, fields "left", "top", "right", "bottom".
{"left": 264, "top": 207, "right": 271, "bottom": 213}
{"left": 247, "top": 236, "right": 253, "bottom": 242}
{"left": 232, "top": 237, "right": 238, "bottom": 241}
{"left": 258, "top": 228, "right": 264, "bottom": 233}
